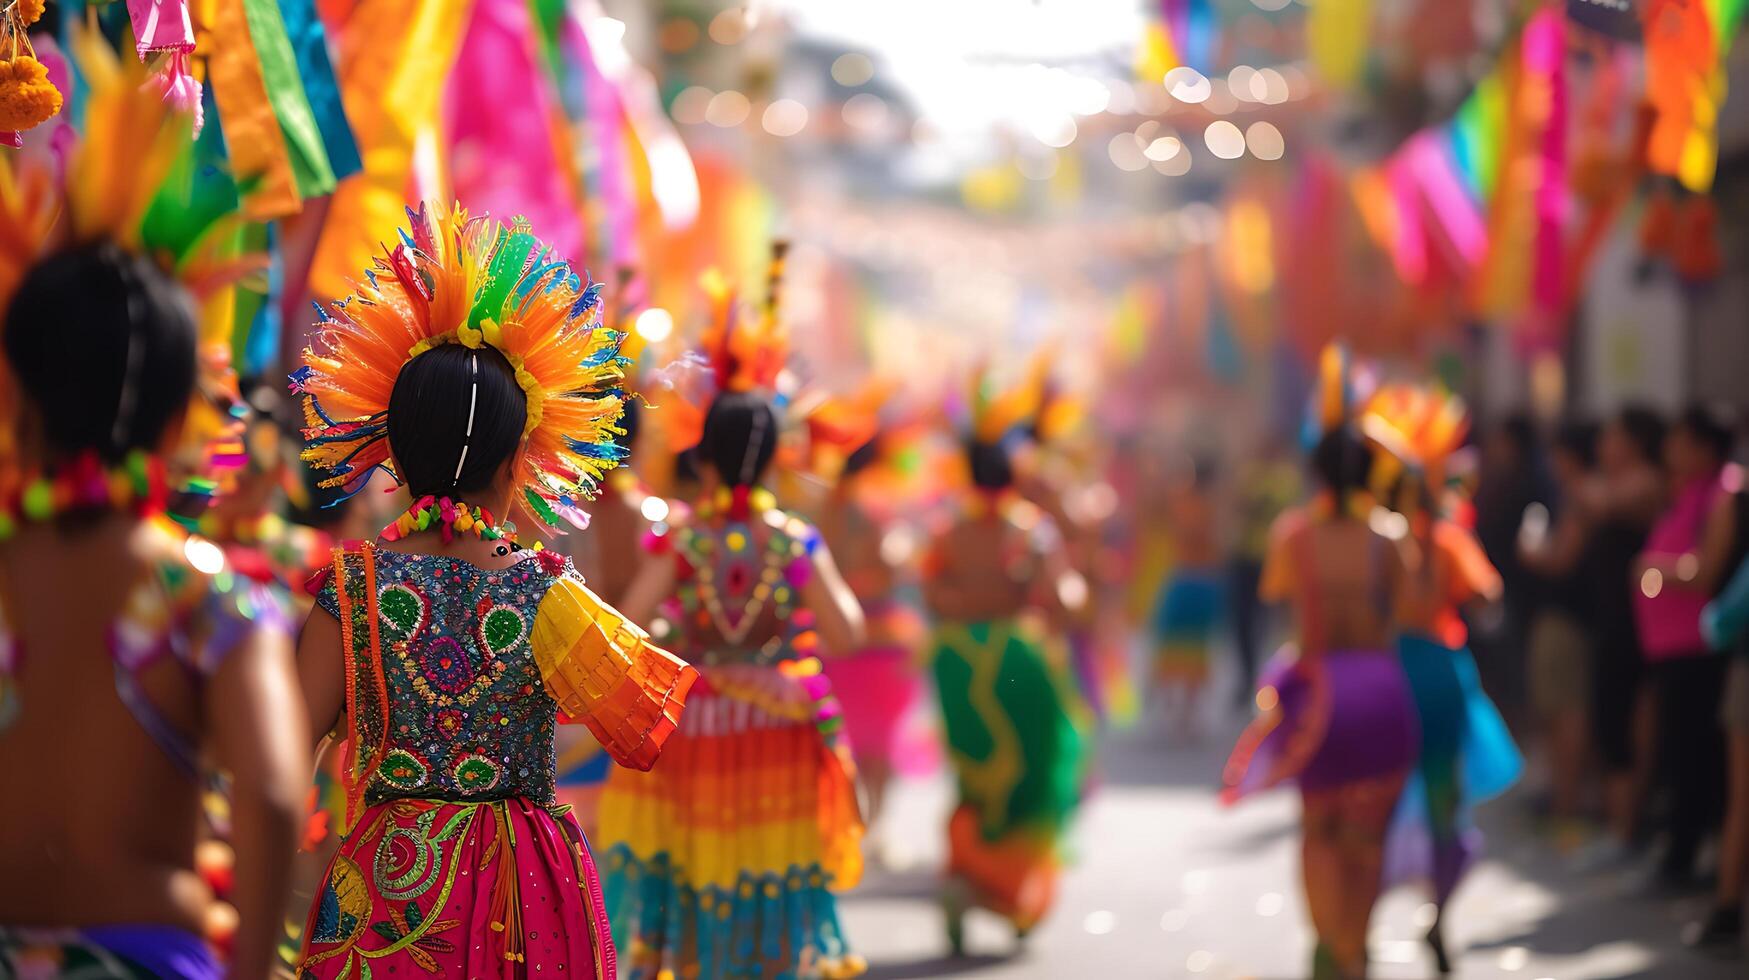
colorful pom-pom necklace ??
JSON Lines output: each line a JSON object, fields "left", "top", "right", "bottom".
{"left": 0, "top": 450, "right": 168, "bottom": 540}
{"left": 380, "top": 495, "right": 541, "bottom": 553}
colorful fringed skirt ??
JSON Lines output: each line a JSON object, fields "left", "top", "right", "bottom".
{"left": 595, "top": 660, "right": 865, "bottom": 979}
{"left": 1152, "top": 569, "right": 1225, "bottom": 683}
{"left": 821, "top": 601, "right": 927, "bottom": 773}
{"left": 1383, "top": 634, "right": 1522, "bottom": 901}
{"left": 1224, "top": 647, "right": 1419, "bottom": 801}
{"left": 297, "top": 796, "right": 615, "bottom": 978}
{"left": 932, "top": 619, "right": 1090, "bottom": 932}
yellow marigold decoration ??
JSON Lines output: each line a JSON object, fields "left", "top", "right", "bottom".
{"left": 16, "top": 0, "right": 43, "bottom": 27}
{"left": 0, "top": 55, "right": 60, "bottom": 133}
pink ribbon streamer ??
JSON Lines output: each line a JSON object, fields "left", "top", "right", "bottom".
{"left": 1386, "top": 157, "right": 1429, "bottom": 285}
{"left": 444, "top": 0, "right": 583, "bottom": 260}
{"left": 1404, "top": 132, "right": 1486, "bottom": 269}
{"left": 1524, "top": 8, "right": 1567, "bottom": 319}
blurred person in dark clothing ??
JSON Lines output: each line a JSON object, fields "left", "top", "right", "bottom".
{"left": 1472, "top": 413, "right": 1555, "bottom": 725}
{"left": 1519, "top": 421, "right": 1600, "bottom": 842}
{"left": 1227, "top": 444, "right": 1302, "bottom": 710}
{"left": 1634, "top": 403, "right": 1742, "bottom": 889}
{"left": 1691, "top": 485, "right": 1749, "bottom": 951}
{"left": 1570, "top": 406, "right": 1668, "bottom": 870}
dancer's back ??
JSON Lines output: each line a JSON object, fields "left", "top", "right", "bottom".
{"left": 1266, "top": 508, "right": 1398, "bottom": 656}
{"left": 0, "top": 519, "right": 210, "bottom": 930}
{"left": 0, "top": 240, "right": 306, "bottom": 980}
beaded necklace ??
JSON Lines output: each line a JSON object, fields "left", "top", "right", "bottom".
{"left": 696, "top": 484, "right": 777, "bottom": 522}
{"left": 380, "top": 494, "right": 543, "bottom": 555}
{"left": 0, "top": 450, "right": 168, "bottom": 539}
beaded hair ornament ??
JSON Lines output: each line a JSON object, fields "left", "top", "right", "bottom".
{"left": 291, "top": 203, "right": 629, "bottom": 530}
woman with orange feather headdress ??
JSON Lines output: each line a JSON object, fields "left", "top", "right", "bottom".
{"left": 0, "top": 30, "right": 304, "bottom": 980}
{"left": 290, "top": 202, "right": 699, "bottom": 979}
{"left": 921, "top": 358, "right": 1092, "bottom": 953}
{"left": 1363, "top": 382, "right": 1519, "bottom": 974}
{"left": 593, "top": 245, "right": 870, "bottom": 980}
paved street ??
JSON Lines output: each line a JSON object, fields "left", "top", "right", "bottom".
{"left": 838, "top": 712, "right": 1743, "bottom": 979}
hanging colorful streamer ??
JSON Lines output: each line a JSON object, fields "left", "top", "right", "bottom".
{"left": 1644, "top": 0, "right": 1747, "bottom": 192}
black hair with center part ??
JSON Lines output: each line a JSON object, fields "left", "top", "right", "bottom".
{"left": 4, "top": 242, "right": 197, "bottom": 463}
{"left": 698, "top": 390, "right": 778, "bottom": 487}
{"left": 967, "top": 438, "right": 1014, "bottom": 490}
{"left": 387, "top": 343, "right": 526, "bottom": 498}
{"left": 1310, "top": 426, "right": 1372, "bottom": 506}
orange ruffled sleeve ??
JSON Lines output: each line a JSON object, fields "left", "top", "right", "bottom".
{"left": 531, "top": 576, "right": 698, "bottom": 772}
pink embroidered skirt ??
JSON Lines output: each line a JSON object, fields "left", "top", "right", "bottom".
{"left": 298, "top": 796, "right": 616, "bottom": 978}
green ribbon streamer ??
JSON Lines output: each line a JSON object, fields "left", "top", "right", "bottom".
{"left": 241, "top": 0, "right": 336, "bottom": 198}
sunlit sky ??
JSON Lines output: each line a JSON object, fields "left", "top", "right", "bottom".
{"left": 778, "top": 0, "right": 1142, "bottom": 139}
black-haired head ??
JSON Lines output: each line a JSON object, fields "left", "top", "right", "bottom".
{"left": 698, "top": 390, "right": 779, "bottom": 487}
{"left": 1552, "top": 419, "right": 1598, "bottom": 471}
{"left": 4, "top": 241, "right": 197, "bottom": 464}
{"left": 1613, "top": 404, "right": 1665, "bottom": 465}
{"left": 1675, "top": 401, "right": 1738, "bottom": 464}
{"left": 616, "top": 397, "right": 643, "bottom": 454}
{"left": 1310, "top": 425, "right": 1373, "bottom": 506}
{"left": 386, "top": 343, "right": 527, "bottom": 499}
{"left": 967, "top": 437, "right": 1015, "bottom": 491}
{"left": 842, "top": 436, "right": 881, "bottom": 479}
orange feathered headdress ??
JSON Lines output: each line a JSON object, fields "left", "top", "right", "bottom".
{"left": 970, "top": 351, "right": 1050, "bottom": 444}
{"left": 700, "top": 239, "right": 789, "bottom": 394}
{"left": 1360, "top": 381, "right": 1470, "bottom": 494}
{"left": 652, "top": 241, "right": 790, "bottom": 453}
{"left": 797, "top": 377, "right": 891, "bottom": 481}
{"left": 292, "top": 203, "right": 628, "bottom": 529}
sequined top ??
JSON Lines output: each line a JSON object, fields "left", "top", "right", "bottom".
{"left": 0, "top": 521, "right": 287, "bottom": 778}
{"left": 660, "top": 509, "right": 821, "bottom": 667}
{"left": 315, "top": 547, "right": 694, "bottom": 809}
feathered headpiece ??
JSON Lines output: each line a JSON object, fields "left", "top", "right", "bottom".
{"left": 292, "top": 202, "right": 629, "bottom": 530}
{"left": 0, "top": 29, "right": 259, "bottom": 473}
{"left": 700, "top": 239, "right": 789, "bottom": 395}
{"left": 797, "top": 378, "right": 890, "bottom": 481}
{"left": 1360, "top": 381, "right": 1469, "bottom": 495}
{"left": 651, "top": 241, "right": 791, "bottom": 454}
{"left": 969, "top": 352, "right": 1049, "bottom": 444}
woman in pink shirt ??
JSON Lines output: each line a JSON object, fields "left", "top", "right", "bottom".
{"left": 1635, "top": 403, "right": 1740, "bottom": 888}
